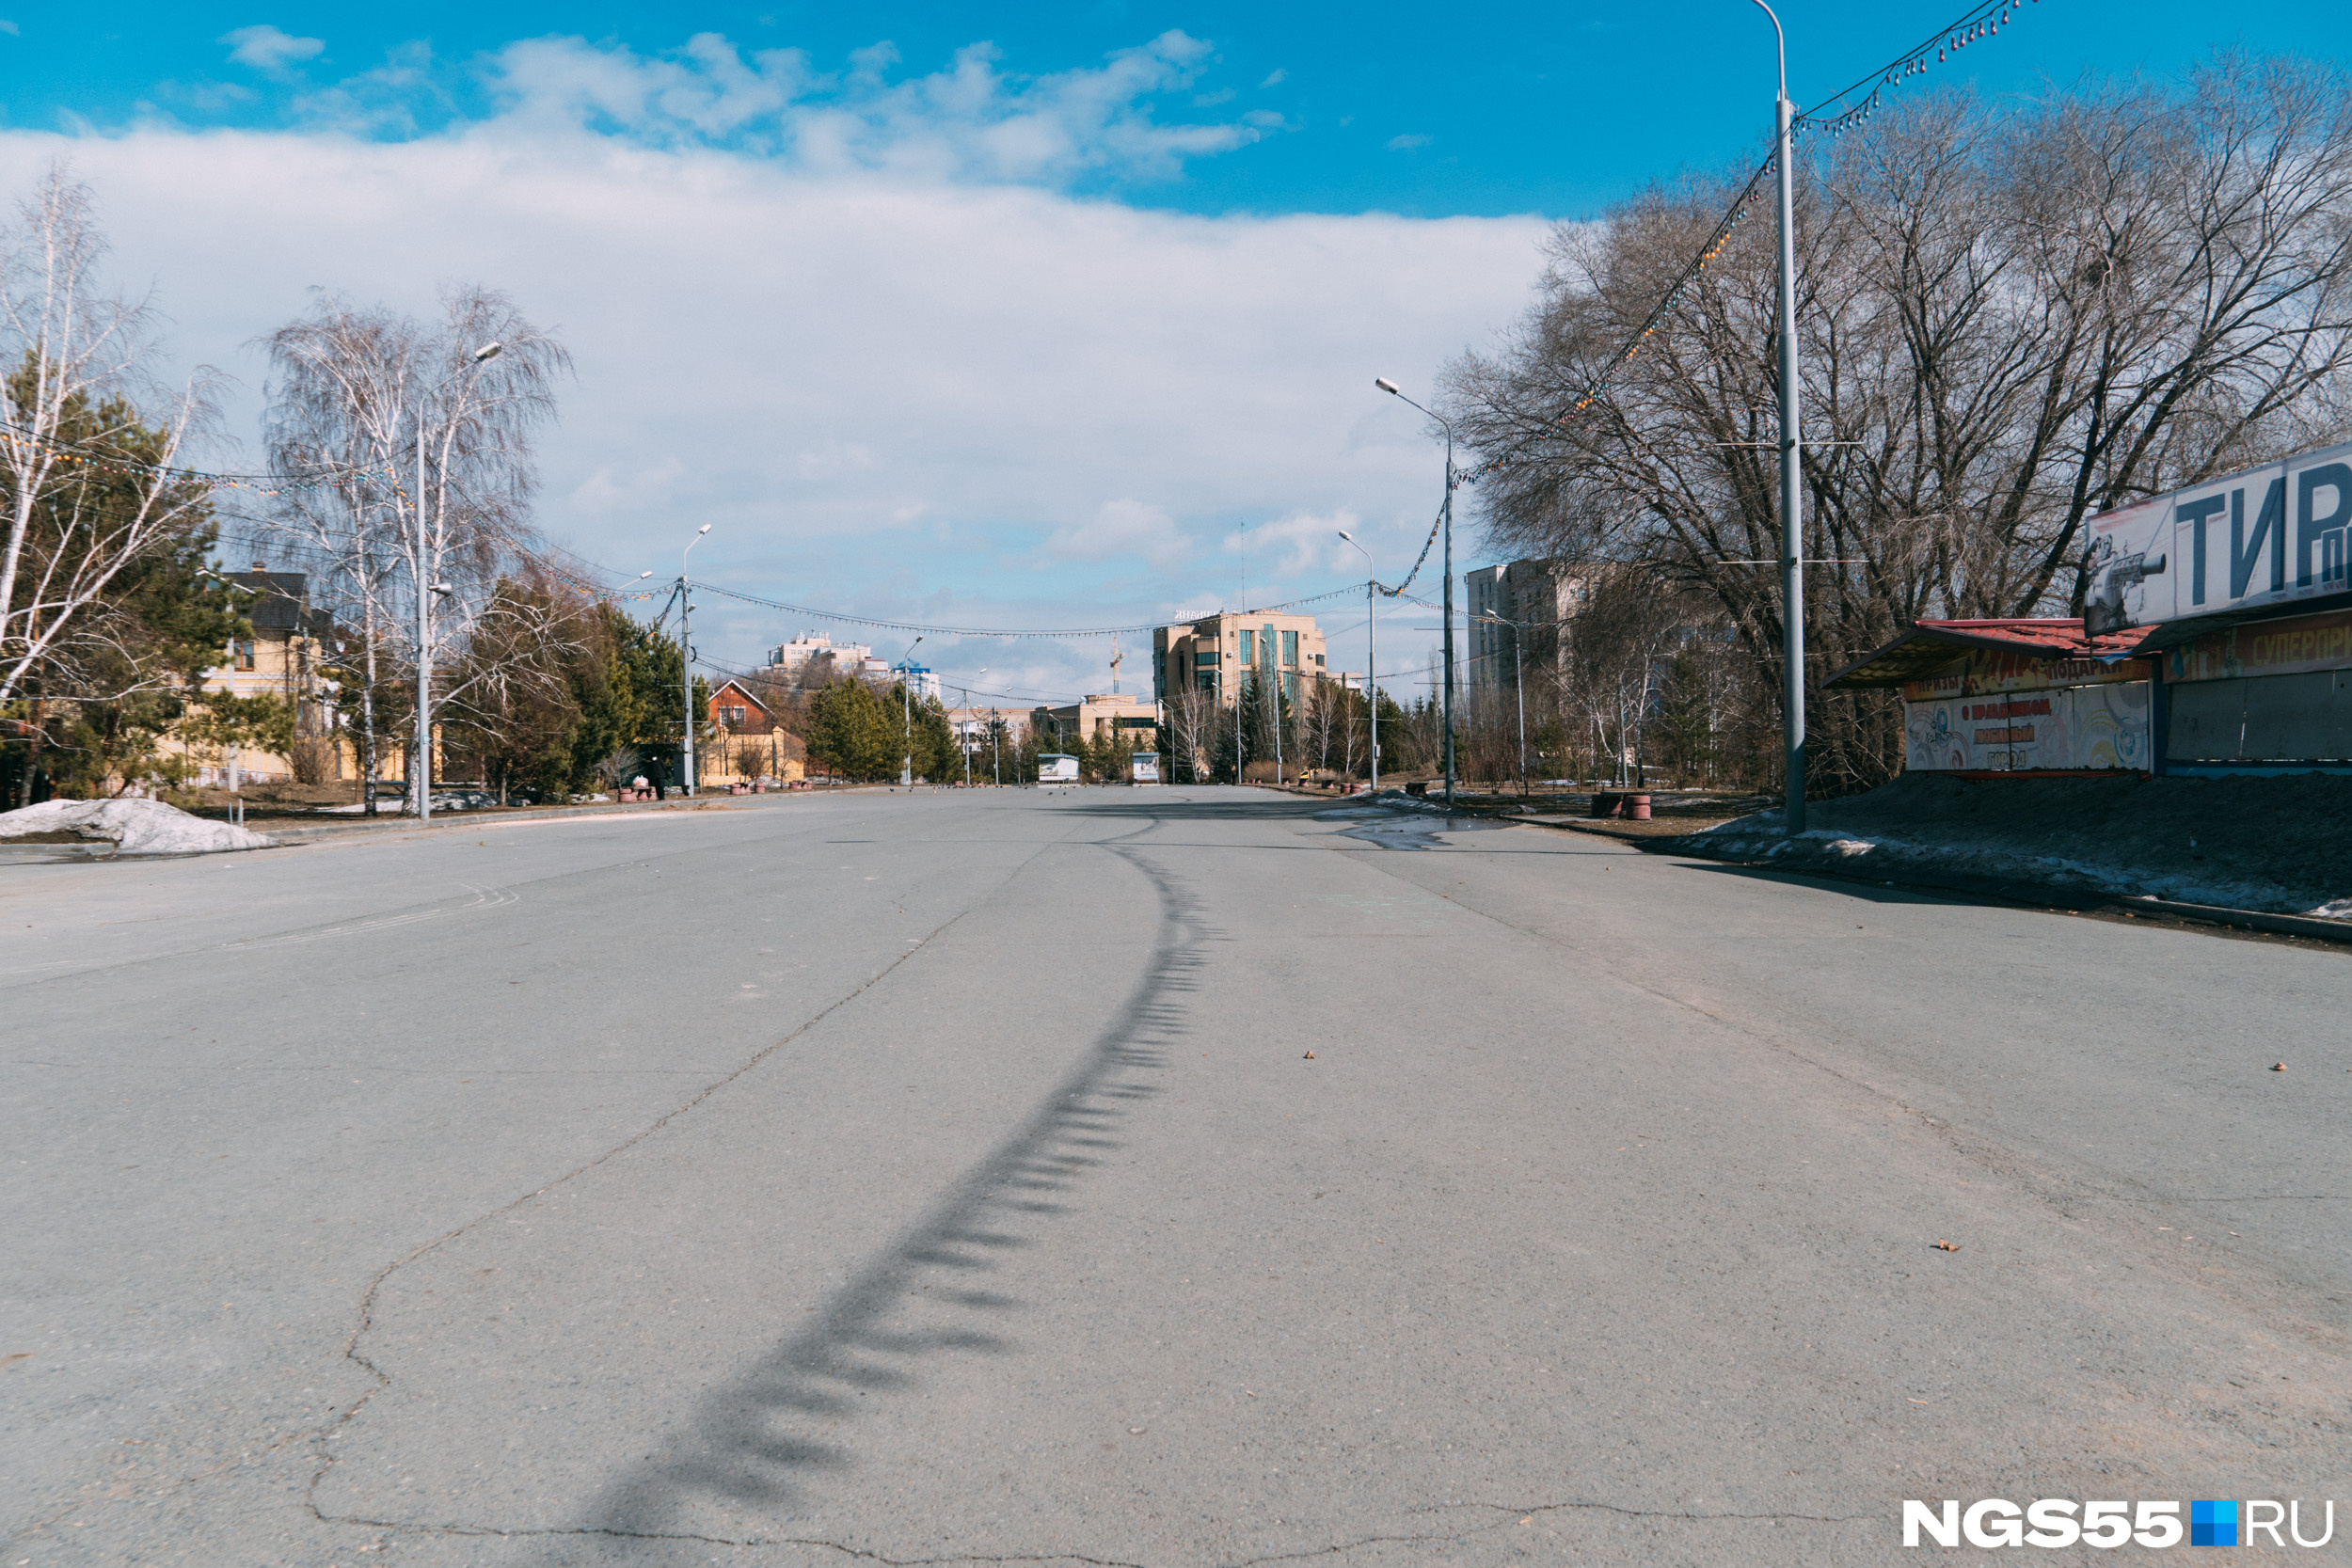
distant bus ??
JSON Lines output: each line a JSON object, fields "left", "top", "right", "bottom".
{"left": 1130, "top": 752, "right": 1161, "bottom": 784}
{"left": 1038, "top": 753, "right": 1080, "bottom": 786}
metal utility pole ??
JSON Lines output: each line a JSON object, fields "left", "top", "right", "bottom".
{"left": 959, "top": 670, "right": 987, "bottom": 788}
{"left": 413, "top": 421, "right": 429, "bottom": 820}
{"left": 1339, "top": 531, "right": 1378, "bottom": 793}
{"left": 1375, "top": 377, "right": 1459, "bottom": 805}
{"left": 1266, "top": 624, "right": 1283, "bottom": 785}
{"left": 1475, "top": 613, "right": 1534, "bottom": 797}
{"left": 898, "top": 636, "right": 924, "bottom": 786}
{"left": 1756, "top": 0, "right": 1806, "bottom": 833}
{"left": 680, "top": 524, "right": 710, "bottom": 796}
{"left": 411, "top": 341, "right": 502, "bottom": 822}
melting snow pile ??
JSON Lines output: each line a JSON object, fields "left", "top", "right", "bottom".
{"left": 0, "top": 798, "right": 273, "bottom": 854}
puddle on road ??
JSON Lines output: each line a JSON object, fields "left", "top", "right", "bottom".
{"left": 1319, "top": 805, "right": 1507, "bottom": 851}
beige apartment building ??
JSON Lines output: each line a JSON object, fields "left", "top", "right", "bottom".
{"left": 1153, "top": 611, "right": 1329, "bottom": 709}
{"left": 1464, "top": 558, "right": 1589, "bottom": 705}
{"left": 170, "top": 567, "right": 344, "bottom": 786}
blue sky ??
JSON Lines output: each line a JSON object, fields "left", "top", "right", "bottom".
{"left": 6, "top": 3, "right": 2344, "bottom": 704}
{"left": 22, "top": 1, "right": 2345, "bottom": 217}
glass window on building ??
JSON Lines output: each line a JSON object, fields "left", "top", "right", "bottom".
{"left": 1238, "top": 628, "right": 1254, "bottom": 664}
{"left": 1282, "top": 673, "right": 1299, "bottom": 705}
{"left": 232, "top": 639, "right": 256, "bottom": 671}
{"left": 1281, "top": 630, "right": 1298, "bottom": 667}
{"left": 1195, "top": 650, "right": 1217, "bottom": 667}
{"left": 1260, "top": 625, "right": 1276, "bottom": 666}
{"left": 1196, "top": 669, "right": 1219, "bottom": 694}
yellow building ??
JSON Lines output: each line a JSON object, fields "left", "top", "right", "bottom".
{"left": 174, "top": 567, "right": 344, "bottom": 786}
{"left": 1032, "top": 693, "right": 1159, "bottom": 748}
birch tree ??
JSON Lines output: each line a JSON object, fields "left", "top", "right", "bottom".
{"left": 260, "top": 288, "right": 570, "bottom": 810}
{"left": 0, "top": 169, "right": 219, "bottom": 711}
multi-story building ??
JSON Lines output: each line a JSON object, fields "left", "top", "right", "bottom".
{"left": 1152, "top": 611, "right": 1330, "bottom": 709}
{"left": 177, "top": 566, "right": 340, "bottom": 785}
{"left": 893, "top": 662, "right": 943, "bottom": 703}
{"left": 1032, "top": 693, "right": 1160, "bottom": 748}
{"left": 766, "top": 633, "right": 891, "bottom": 684}
{"left": 1464, "top": 559, "right": 1589, "bottom": 703}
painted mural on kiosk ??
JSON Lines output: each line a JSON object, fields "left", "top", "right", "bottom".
{"left": 1903, "top": 682, "right": 2151, "bottom": 772}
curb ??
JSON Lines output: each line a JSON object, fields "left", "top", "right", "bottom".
{"left": 1639, "top": 836, "right": 2352, "bottom": 948}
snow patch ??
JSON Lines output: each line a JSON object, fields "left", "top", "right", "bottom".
{"left": 0, "top": 798, "right": 274, "bottom": 854}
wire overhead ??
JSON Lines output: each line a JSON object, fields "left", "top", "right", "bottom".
{"left": 1459, "top": 0, "right": 2042, "bottom": 483}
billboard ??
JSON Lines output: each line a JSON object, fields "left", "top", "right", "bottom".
{"left": 1130, "top": 752, "right": 1161, "bottom": 784}
{"left": 2164, "top": 606, "right": 2352, "bottom": 684}
{"left": 1900, "top": 647, "right": 2143, "bottom": 704}
{"left": 1038, "top": 752, "right": 1079, "bottom": 785}
{"left": 1903, "top": 683, "right": 2150, "bottom": 772}
{"left": 2084, "top": 439, "right": 2352, "bottom": 635}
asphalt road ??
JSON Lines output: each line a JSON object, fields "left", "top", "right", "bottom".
{"left": 5, "top": 786, "right": 2348, "bottom": 1566}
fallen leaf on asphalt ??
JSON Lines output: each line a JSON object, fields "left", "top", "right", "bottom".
{"left": 1129, "top": 1427, "right": 1146, "bottom": 1434}
{"left": 1931, "top": 1240, "right": 1961, "bottom": 1252}
{"left": 1519, "top": 1516, "right": 1534, "bottom": 1526}
{"left": 2271, "top": 1062, "right": 2287, "bottom": 1071}
{"left": 1303, "top": 1051, "right": 1316, "bottom": 1059}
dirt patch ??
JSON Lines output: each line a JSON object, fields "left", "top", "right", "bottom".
{"left": 1675, "top": 772, "right": 2352, "bottom": 918}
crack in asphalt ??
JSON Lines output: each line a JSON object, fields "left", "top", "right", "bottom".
{"left": 1217, "top": 1497, "right": 1871, "bottom": 1567}
{"left": 292, "top": 808, "right": 1212, "bottom": 1560}
{"left": 300, "top": 822, "right": 1082, "bottom": 1544}
{"left": 297, "top": 1511, "right": 1147, "bottom": 1565}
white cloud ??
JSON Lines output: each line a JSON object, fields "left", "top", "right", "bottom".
{"left": 1046, "top": 499, "right": 1187, "bottom": 569}
{"left": 1387, "top": 133, "right": 1432, "bottom": 151}
{"left": 1259, "top": 69, "right": 1286, "bottom": 88}
{"left": 220, "top": 24, "right": 326, "bottom": 72}
{"left": 0, "top": 34, "right": 1546, "bottom": 699}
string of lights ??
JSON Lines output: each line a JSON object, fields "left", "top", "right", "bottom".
{"left": 1795, "top": 0, "right": 2035, "bottom": 139}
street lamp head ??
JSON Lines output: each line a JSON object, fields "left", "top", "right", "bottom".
{"left": 697, "top": 524, "right": 711, "bottom": 534}
{"left": 1336, "top": 529, "right": 1354, "bottom": 542}
{"left": 1375, "top": 377, "right": 1400, "bottom": 395}
{"left": 638, "top": 571, "right": 652, "bottom": 578}
{"left": 430, "top": 581, "right": 454, "bottom": 595}
{"left": 472, "top": 341, "right": 502, "bottom": 362}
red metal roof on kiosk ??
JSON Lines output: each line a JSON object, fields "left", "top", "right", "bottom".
{"left": 1824, "top": 619, "right": 2155, "bottom": 689}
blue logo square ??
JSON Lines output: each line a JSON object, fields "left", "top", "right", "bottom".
{"left": 2190, "top": 1499, "right": 2238, "bottom": 1547}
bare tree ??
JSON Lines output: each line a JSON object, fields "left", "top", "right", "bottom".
{"left": 0, "top": 169, "right": 216, "bottom": 708}
{"left": 1449, "top": 56, "right": 2352, "bottom": 793}
{"left": 259, "top": 288, "right": 570, "bottom": 809}
{"left": 1162, "top": 685, "right": 1215, "bottom": 784}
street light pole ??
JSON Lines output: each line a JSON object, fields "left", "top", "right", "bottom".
{"left": 680, "top": 524, "right": 710, "bottom": 797}
{"left": 1375, "top": 377, "right": 1459, "bottom": 806}
{"left": 412, "top": 340, "right": 501, "bottom": 822}
{"left": 1756, "top": 0, "right": 1806, "bottom": 833}
{"left": 1474, "top": 613, "right": 1533, "bottom": 798}
{"left": 959, "top": 670, "right": 987, "bottom": 788}
{"left": 1338, "top": 530, "right": 1378, "bottom": 794}
{"left": 899, "top": 636, "right": 924, "bottom": 786}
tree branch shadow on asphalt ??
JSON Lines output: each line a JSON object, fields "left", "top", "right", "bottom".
{"left": 565, "top": 838, "right": 1212, "bottom": 1553}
